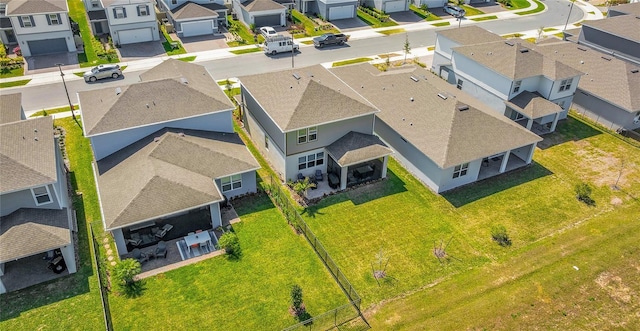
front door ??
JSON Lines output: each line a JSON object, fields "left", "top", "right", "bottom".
{"left": 6, "top": 30, "right": 16, "bottom": 43}
{"left": 94, "top": 22, "right": 103, "bottom": 34}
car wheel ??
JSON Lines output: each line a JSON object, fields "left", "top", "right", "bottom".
{"left": 272, "top": 50, "right": 277, "bottom": 55}
{"left": 89, "top": 76, "right": 97, "bottom": 82}
{"left": 112, "top": 73, "right": 119, "bottom": 79}
{"left": 339, "top": 40, "right": 344, "bottom": 45}
{"left": 319, "top": 43, "right": 324, "bottom": 48}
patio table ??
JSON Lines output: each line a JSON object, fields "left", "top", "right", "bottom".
{"left": 353, "top": 165, "right": 373, "bottom": 179}
{"left": 184, "top": 231, "right": 211, "bottom": 253}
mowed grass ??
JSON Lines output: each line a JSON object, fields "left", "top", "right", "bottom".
{"left": 0, "top": 118, "right": 104, "bottom": 329}
{"left": 300, "top": 113, "right": 640, "bottom": 325}
{"left": 109, "top": 194, "right": 347, "bottom": 330}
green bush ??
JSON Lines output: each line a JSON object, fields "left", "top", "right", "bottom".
{"left": 218, "top": 232, "right": 241, "bottom": 259}
{"left": 575, "top": 182, "right": 595, "bottom": 206}
{"left": 111, "top": 258, "right": 143, "bottom": 296}
{"left": 0, "top": 43, "right": 6, "bottom": 57}
{"left": 491, "top": 225, "right": 512, "bottom": 247}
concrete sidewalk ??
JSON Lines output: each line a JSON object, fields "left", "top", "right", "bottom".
{"left": 1, "top": 0, "right": 601, "bottom": 88}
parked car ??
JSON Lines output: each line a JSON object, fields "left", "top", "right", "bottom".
{"left": 312, "top": 33, "right": 349, "bottom": 48}
{"left": 259, "top": 26, "right": 278, "bottom": 39}
{"left": 263, "top": 35, "right": 299, "bottom": 55}
{"left": 444, "top": 4, "right": 466, "bottom": 18}
{"left": 83, "top": 64, "right": 122, "bottom": 82}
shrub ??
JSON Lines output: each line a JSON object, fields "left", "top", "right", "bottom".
{"left": 575, "top": 182, "right": 595, "bottom": 206}
{"left": 289, "top": 284, "right": 310, "bottom": 321}
{"left": 111, "top": 258, "right": 142, "bottom": 296}
{"left": 218, "top": 232, "right": 241, "bottom": 259}
{"left": 491, "top": 225, "right": 512, "bottom": 247}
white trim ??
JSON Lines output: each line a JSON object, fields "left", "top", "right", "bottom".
{"left": 31, "top": 185, "right": 53, "bottom": 206}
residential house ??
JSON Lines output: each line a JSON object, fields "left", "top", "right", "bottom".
{"left": 0, "top": 93, "right": 78, "bottom": 294}
{"left": 295, "top": 0, "right": 357, "bottom": 21}
{"left": 79, "top": 59, "right": 260, "bottom": 256}
{"left": 232, "top": 0, "right": 287, "bottom": 28}
{"left": 433, "top": 26, "right": 584, "bottom": 135}
{"left": 3, "top": 0, "right": 77, "bottom": 56}
{"left": 331, "top": 64, "right": 541, "bottom": 193}
{"left": 238, "top": 64, "right": 392, "bottom": 190}
{"left": 84, "top": 0, "right": 160, "bottom": 45}
{"left": 156, "top": 0, "right": 228, "bottom": 37}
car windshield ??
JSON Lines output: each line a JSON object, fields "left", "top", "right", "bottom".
{"left": 91, "top": 67, "right": 100, "bottom": 73}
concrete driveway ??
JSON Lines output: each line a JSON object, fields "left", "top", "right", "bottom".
{"left": 389, "top": 11, "right": 424, "bottom": 24}
{"left": 330, "top": 18, "right": 370, "bottom": 31}
{"left": 25, "top": 52, "right": 79, "bottom": 75}
{"left": 116, "top": 41, "right": 166, "bottom": 62}
{"left": 177, "top": 34, "right": 229, "bottom": 53}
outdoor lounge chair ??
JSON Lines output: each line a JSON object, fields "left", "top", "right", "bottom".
{"left": 127, "top": 238, "right": 142, "bottom": 246}
{"left": 315, "top": 169, "right": 323, "bottom": 182}
{"left": 154, "top": 241, "right": 167, "bottom": 259}
{"left": 132, "top": 248, "right": 148, "bottom": 263}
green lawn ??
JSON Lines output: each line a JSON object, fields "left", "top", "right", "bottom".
{"left": 461, "top": 5, "right": 484, "bottom": 16}
{"left": 29, "top": 105, "right": 78, "bottom": 117}
{"left": 230, "top": 47, "right": 263, "bottom": 55}
{"left": 515, "top": 0, "right": 546, "bottom": 15}
{"left": 0, "top": 118, "right": 104, "bottom": 329}
{"left": 507, "top": 0, "right": 531, "bottom": 10}
{"left": 432, "top": 22, "right": 451, "bottom": 27}
{"left": 377, "top": 28, "right": 406, "bottom": 36}
{"left": 408, "top": 4, "right": 442, "bottom": 21}
{"left": 177, "top": 56, "right": 197, "bottom": 62}
{"left": 68, "top": 0, "right": 119, "bottom": 67}
{"left": 0, "top": 79, "right": 30, "bottom": 88}
{"left": 357, "top": 9, "right": 398, "bottom": 28}
{"left": 109, "top": 194, "right": 347, "bottom": 330}
{"left": 290, "top": 10, "right": 340, "bottom": 38}
{"left": 0, "top": 66, "right": 23, "bottom": 78}
{"left": 332, "top": 57, "right": 373, "bottom": 67}
{"left": 226, "top": 16, "right": 258, "bottom": 46}
{"left": 472, "top": 15, "right": 498, "bottom": 21}
{"left": 300, "top": 113, "right": 640, "bottom": 323}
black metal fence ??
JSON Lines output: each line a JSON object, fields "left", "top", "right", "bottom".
{"left": 90, "top": 224, "right": 114, "bottom": 331}
{"left": 266, "top": 175, "right": 368, "bottom": 331}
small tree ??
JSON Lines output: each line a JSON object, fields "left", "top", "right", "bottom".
{"left": 491, "top": 225, "right": 512, "bottom": 247}
{"left": 289, "top": 284, "right": 310, "bottom": 321}
{"left": 292, "top": 177, "right": 315, "bottom": 198}
{"left": 112, "top": 258, "right": 142, "bottom": 296}
{"left": 218, "top": 232, "right": 241, "bottom": 259}
{"left": 403, "top": 33, "right": 411, "bottom": 64}
{"left": 575, "top": 182, "right": 595, "bottom": 206}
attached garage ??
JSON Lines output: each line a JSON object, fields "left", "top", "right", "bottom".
{"left": 27, "top": 38, "right": 67, "bottom": 56}
{"left": 118, "top": 28, "right": 153, "bottom": 45}
{"left": 328, "top": 5, "right": 354, "bottom": 20}
{"left": 254, "top": 14, "right": 281, "bottom": 27}
{"left": 384, "top": 0, "right": 406, "bottom": 13}
{"left": 181, "top": 20, "right": 214, "bottom": 37}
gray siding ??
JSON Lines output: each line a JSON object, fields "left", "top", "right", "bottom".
{"left": 241, "top": 86, "right": 286, "bottom": 151}
{"left": 0, "top": 183, "right": 63, "bottom": 217}
{"left": 580, "top": 25, "right": 640, "bottom": 60}
{"left": 245, "top": 111, "right": 287, "bottom": 177}
{"left": 214, "top": 171, "right": 257, "bottom": 199}
{"left": 573, "top": 89, "right": 640, "bottom": 130}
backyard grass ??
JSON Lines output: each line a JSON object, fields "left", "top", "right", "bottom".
{"left": 0, "top": 117, "right": 104, "bottom": 329}
{"left": 109, "top": 194, "right": 347, "bottom": 330}
{"left": 0, "top": 66, "right": 23, "bottom": 78}
{"left": 432, "top": 22, "right": 451, "bottom": 27}
{"left": 29, "top": 105, "right": 78, "bottom": 117}
{"left": 377, "top": 28, "right": 406, "bottom": 36}
{"left": 230, "top": 47, "right": 263, "bottom": 55}
{"left": 461, "top": 5, "right": 484, "bottom": 16}
{"left": 472, "top": 15, "right": 498, "bottom": 21}
{"left": 357, "top": 9, "right": 399, "bottom": 28}
{"left": 0, "top": 79, "right": 30, "bottom": 88}
{"left": 332, "top": 58, "right": 373, "bottom": 67}
{"left": 515, "top": 0, "right": 545, "bottom": 15}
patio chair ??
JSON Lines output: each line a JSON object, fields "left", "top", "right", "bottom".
{"left": 155, "top": 228, "right": 167, "bottom": 239}
{"left": 154, "top": 241, "right": 167, "bottom": 259}
{"left": 315, "top": 169, "right": 323, "bottom": 182}
{"left": 188, "top": 232, "right": 195, "bottom": 236}
{"left": 297, "top": 173, "right": 304, "bottom": 181}
{"left": 162, "top": 224, "right": 174, "bottom": 232}
{"left": 127, "top": 238, "right": 142, "bottom": 247}
{"left": 132, "top": 248, "right": 148, "bottom": 263}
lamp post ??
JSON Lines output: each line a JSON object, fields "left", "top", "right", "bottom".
{"left": 563, "top": 0, "right": 575, "bottom": 31}
{"left": 56, "top": 63, "right": 76, "bottom": 121}
{"left": 291, "top": 39, "right": 295, "bottom": 68}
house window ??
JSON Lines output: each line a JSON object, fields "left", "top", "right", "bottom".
{"left": 20, "top": 16, "right": 33, "bottom": 27}
{"left": 456, "top": 79, "right": 463, "bottom": 90}
{"left": 298, "top": 152, "right": 324, "bottom": 170}
{"left": 559, "top": 78, "right": 573, "bottom": 92}
{"left": 91, "top": 0, "right": 100, "bottom": 8}
{"left": 221, "top": 174, "right": 242, "bottom": 192}
{"left": 47, "top": 14, "right": 61, "bottom": 25}
{"left": 137, "top": 5, "right": 149, "bottom": 16}
{"left": 513, "top": 80, "right": 521, "bottom": 93}
{"left": 114, "top": 7, "right": 126, "bottom": 19}
{"left": 171, "top": 0, "right": 177, "bottom": 4}
{"left": 452, "top": 163, "right": 469, "bottom": 179}
{"left": 297, "top": 126, "right": 317, "bottom": 144}
{"left": 32, "top": 186, "right": 52, "bottom": 205}
{"left": 265, "top": 135, "right": 269, "bottom": 149}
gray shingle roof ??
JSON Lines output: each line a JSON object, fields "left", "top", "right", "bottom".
{"left": 453, "top": 39, "right": 583, "bottom": 80}
{"left": 0, "top": 92, "right": 22, "bottom": 125}
{"left": 0, "top": 116, "right": 57, "bottom": 193}
{"left": 96, "top": 128, "right": 260, "bottom": 230}
{"left": 239, "top": 64, "right": 378, "bottom": 132}
{"left": 534, "top": 41, "right": 640, "bottom": 113}
{"left": 607, "top": 2, "right": 640, "bottom": 16}
{"left": 505, "top": 91, "right": 563, "bottom": 119}
{"left": 170, "top": 2, "right": 221, "bottom": 20}
{"left": 436, "top": 26, "right": 504, "bottom": 46}
{"left": 326, "top": 131, "right": 392, "bottom": 167}
{"left": 330, "top": 64, "right": 542, "bottom": 169}
{"left": 581, "top": 15, "right": 640, "bottom": 44}
{"left": 6, "top": 0, "right": 67, "bottom": 15}
{"left": 242, "top": 0, "right": 286, "bottom": 12}
{"left": 0, "top": 208, "right": 71, "bottom": 263}
{"left": 80, "top": 59, "right": 234, "bottom": 136}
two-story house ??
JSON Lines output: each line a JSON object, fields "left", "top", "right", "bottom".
{"left": 433, "top": 27, "right": 583, "bottom": 135}
{"left": 4, "top": 0, "right": 77, "bottom": 57}
{"left": 294, "top": 0, "right": 357, "bottom": 21}
{"left": 0, "top": 93, "right": 77, "bottom": 294}
{"left": 232, "top": 0, "right": 287, "bottom": 28}
{"left": 0, "top": 1, "right": 17, "bottom": 46}
{"left": 156, "top": 0, "right": 229, "bottom": 37}
{"left": 239, "top": 64, "right": 392, "bottom": 191}
{"left": 84, "top": 0, "right": 160, "bottom": 45}
{"left": 331, "top": 64, "right": 541, "bottom": 193}
{"left": 79, "top": 59, "right": 260, "bottom": 257}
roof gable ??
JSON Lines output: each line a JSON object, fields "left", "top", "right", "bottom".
{"left": 7, "top": 0, "right": 67, "bottom": 15}
{"left": 171, "top": 2, "right": 220, "bottom": 19}
{"left": 242, "top": 0, "right": 285, "bottom": 12}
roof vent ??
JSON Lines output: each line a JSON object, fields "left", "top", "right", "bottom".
{"left": 181, "top": 77, "right": 188, "bottom": 84}
{"left": 437, "top": 93, "right": 448, "bottom": 100}
{"left": 292, "top": 73, "right": 300, "bottom": 80}
{"left": 410, "top": 97, "right": 414, "bottom": 102}
{"left": 631, "top": 69, "right": 639, "bottom": 73}
{"left": 519, "top": 48, "right": 529, "bottom": 53}
{"left": 580, "top": 60, "right": 584, "bottom": 64}
{"left": 34, "top": 137, "right": 38, "bottom": 141}
{"left": 410, "top": 75, "right": 419, "bottom": 82}
{"left": 34, "top": 129, "right": 37, "bottom": 133}
{"left": 410, "top": 123, "right": 413, "bottom": 126}
{"left": 179, "top": 132, "right": 185, "bottom": 137}
{"left": 290, "top": 86, "right": 293, "bottom": 89}
{"left": 154, "top": 137, "right": 160, "bottom": 142}
{"left": 505, "top": 41, "right": 514, "bottom": 46}
{"left": 601, "top": 56, "right": 612, "bottom": 61}
{"left": 577, "top": 46, "right": 587, "bottom": 51}
{"left": 115, "top": 87, "right": 121, "bottom": 95}
{"left": 146, "top": 104, "right": 149, "bottom": 108}
{"left": 457, "top": 104, "right": 469, "bottom": 111}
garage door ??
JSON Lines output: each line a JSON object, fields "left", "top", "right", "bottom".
{"left": 118, "top": 28, "right": 153, "bottom": 45}
{"left": 27, "top": 38, "right": 67, "bottom": 56}
{"left": 385, "top": 0, "right": 406, "bottom": 13}
{"left": 254, "top": 14, "right": 281, "bottom": 27}
{"left": 182, "top": 20, "right": 214, "bottom": 38}
{"left": 328, "top": 5, "right": 354, "bottom": 20}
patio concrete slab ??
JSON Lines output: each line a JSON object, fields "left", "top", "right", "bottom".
{"left": 116, "top": 41, "right": 167, "bottom": 62}
{"left": 1, "top": 253, "right": 70, "bottom": 293}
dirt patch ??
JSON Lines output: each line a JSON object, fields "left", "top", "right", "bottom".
{"left": 573, "top": 141, "right": 632, "bottom": 188}
{"left": 610, "top": 197, "right": 623, "bottom": 205}
{"left": 595, "top": 272, "right": 633, "bottom": 304}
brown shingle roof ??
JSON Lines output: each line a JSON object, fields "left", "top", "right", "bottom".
{"left": 80, "top": 59, "right": 234, "bottom": 136}
{"left": 0, "top": 116, "right": 57, "bottom": 193}
{"left": 0, "top": 208, "right": 71, "bottom": 263}
{"left": 436, "top": 26, "right": 504, "bottom": 46}
{"left": 453, "top": 40, "right": 583, "bottom": 80}
{"left": 170, "top": 2, "right": 221, "bottom": 20}
{"left": 239, "top": 64, "right": 378, "bottom": 132}
{"left": 607, "top": 2, "right": 640, "bottom": 16}
{"left": 330, "top": 64, "right": 542, "bottom": 169}
{"left": 6, "top": 0, "right": 67, "bottom": 15}
{"left": 534, "top": 41, "right": 640, "bottom": 113}
{"left": 0, "top": 92, "right": 22, "bottom": 124}
{"left": 326, "top": 131, "right": 392, "bottom": 167}
{"left": 95, "top": 128, "right": 259, "bottom": 230}
{"left": 242, "top": 0, "right": 285, "bottom": 12}
{"left": 505, "top": 91, "right": 563, "bottom": 119}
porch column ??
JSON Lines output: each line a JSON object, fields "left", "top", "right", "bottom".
{"left": 381, "top": 156, "right": 388, "bottom": 179}
{"left": 60, "top": 244, "right": 77, "bottom": 274}
{"left": 550, "top": 112, "right": 560, "bottom": 132}
{"left": 526, "top": 118, "right": 533, "bottom": 130}
{"left": 500, "top": 151, "right": 511, "bottom": 173}
{"left": 0, "top": 262, "right": 4, "bottom": 276}
{"left": 112, "top": 228, "right": 127, "bottom": 255}
{"left": 340, "top": 166, "right": 348, "bottom": 190}
{"left": 210, "top": 203, "right": 222, "bottom": 229}
{"left": 0, "top": 278, "right": 6, "bottom": 294}
{"left": 526, "top": 143, "right": 535, "bottom": 164}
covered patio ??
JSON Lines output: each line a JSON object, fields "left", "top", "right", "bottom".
{"left": 505, "top": 91, "right": 563, "bottom": 135}
{"left": 0, "top": 208, "right": 77, "bottom": 294}
{"left": 477, "top": 144, "right": 536, "bottom": 181}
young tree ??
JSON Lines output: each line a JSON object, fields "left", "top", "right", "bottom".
{"left": 403, "top": 33, "right": 411, "bottom": 64}
{"left": 292, "top": 177, "right": 315, "bottom": 198}
{"left": 112, "top": 258, "right": 142, "bottom": 295}
{"left": 218, "top": 232, "right": 242, "bottom": 259}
